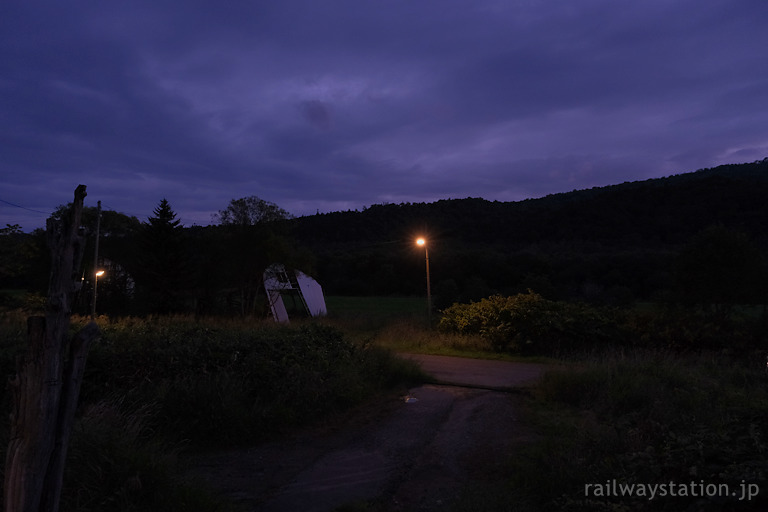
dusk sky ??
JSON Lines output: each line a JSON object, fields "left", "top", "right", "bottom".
{"left": 2, "top": 0, "right": 767, "bottom": 232}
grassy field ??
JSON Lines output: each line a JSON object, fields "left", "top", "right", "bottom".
{"left": 322, "top": 295, "right": 428, "bottom": 340}
{"left": 3, "top": 296, "right": 767, "bottom": 511}
{"left": 325, "top": 295, "right": 428, "bottom": 317}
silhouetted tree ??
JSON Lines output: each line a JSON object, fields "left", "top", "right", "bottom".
{"left": 0, "top": 224, "right": 31, "bottom": 287}
{"left": 214, "top": 196, "right": 292, "bottom": 226}
{"left": 207, "top": 197, "right": 297, "bottom": 315}
{"left": 135, "top": 199, "right": 190, "bottom": 313}
{"left": 0, "top": 224, "right": 47, "bottom": 297}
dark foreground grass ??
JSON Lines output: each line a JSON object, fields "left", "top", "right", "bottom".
{"left": 7, "top": 300, "right": 765, "bottom": 512}
{"left": 466, "top": 349, "right": 768, "bottom": 512}
{"left": 0, "top": 311, "right": 427, "bottom": 512}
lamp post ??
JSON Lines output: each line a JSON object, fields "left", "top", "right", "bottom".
{"left": 416, "top": 238, "right": 432, "bottom": 325}
{"left": 91, "top": 200, "right": 103, "bottom": 319}
{"left": 91, "top": 270, "right": 104, "bottom": 319}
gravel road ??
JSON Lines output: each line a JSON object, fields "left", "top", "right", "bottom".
{"left": 188, "top": 355, "right": 546, "bottom": 511}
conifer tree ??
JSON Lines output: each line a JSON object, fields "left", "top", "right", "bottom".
{"left": 137, "top": 198, "right": 189, "bottom": 313}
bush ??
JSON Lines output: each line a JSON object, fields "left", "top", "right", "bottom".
{"left": 75, "top": 318, "right": 423, "bottom": 447}
{"left": 438, "top": 293, "right": 768, "bottom": 355}
{"left": 438, "top": 292, "right": 623, "bottom": 355}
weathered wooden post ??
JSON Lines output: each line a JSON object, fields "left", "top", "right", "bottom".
{"left": 4, "top": 185, "right": 101, "bottom": 512}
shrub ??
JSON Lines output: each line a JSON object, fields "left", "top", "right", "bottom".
{"left": 438, "top": 292, "right": 623, "bottom": 355}
{"left": 75, "top": 318, "right": 423, "bottom": 447}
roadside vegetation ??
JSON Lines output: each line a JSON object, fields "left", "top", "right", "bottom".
{"left": 470, "top": 347, "right": 765, "bottom": 512}
{"left": 2, "top": 289, "right": 767, "bottom": 511}
{"left": 325, "top": 292, "right": 768, "bottom": 511}
{"left": 0, "top": 309, "right": 425, "bottom": 512}
{"left": 323, "top": 296, "right": 506, "bottom": 359}
{"left": 429, "top": 293, "right": 768, "bottom": 512}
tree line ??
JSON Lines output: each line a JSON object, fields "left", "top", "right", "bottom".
{"left": 2, "top": 159, "right": 768, "bottom": 319}
{"left": 291, "top": 159, "right": 768, "bottom": 310}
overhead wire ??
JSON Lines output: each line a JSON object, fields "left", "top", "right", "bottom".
{"left": 0, "top": 197, "right": 52, "bottom": 215}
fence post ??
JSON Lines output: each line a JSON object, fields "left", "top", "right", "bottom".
{"left": 4, "top": 185, "right": 100, "bottom": 512}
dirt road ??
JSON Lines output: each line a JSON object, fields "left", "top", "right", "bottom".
{"left": 188, "top": 355, "right": 546, "bottom": 511}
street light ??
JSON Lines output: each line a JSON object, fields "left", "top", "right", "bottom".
{"left": 416, "top": 238, "right": 432, "bottom": 325}
{"left": 91, "top": 270, "right": 105, "bottom": 319}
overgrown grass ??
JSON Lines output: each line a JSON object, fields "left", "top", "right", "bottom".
{"left": 372, "top": 318, "right": 490, "bottom": 353}
{"left": 6, "top": 298, "right": 766, "bottom": 511}
{"left": 322, "top": 296, "right": 559, "bottom": 361}
{"left": 323, "top": 296, "right": 534, "bottom": 360}
{"left": 498, "top": 349, "right": 768, "bottom": 511}
{"left": 369, "top": 318, "right": 557, "bottom": 362}
{"left": 0, "top": 311, "right": 427, "bottom": 512}
{"left": 61, "top": 399, "right": 221, "bottom": 512}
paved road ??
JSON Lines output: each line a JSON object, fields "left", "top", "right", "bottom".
{"left": 189, "top": 354, "right": 547, "bottom": 512}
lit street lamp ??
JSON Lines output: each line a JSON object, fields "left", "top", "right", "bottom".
{"left": 416, "top": 238, "right": 432, "bottom": 325}
{"left": 91, "top": 270, "right": 105, "bottom": 319}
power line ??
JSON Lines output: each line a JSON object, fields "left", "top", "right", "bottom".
{"left": 0, "top": 197, "right": 51, "bottom": 215}
{"left": 0, "top": 197, "right": 141, "bottom": 219}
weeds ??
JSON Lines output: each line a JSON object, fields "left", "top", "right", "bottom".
{"left": 5, "top": 297, "right": 766, "bottom": 511}
{"left": 508, "top": 349, "right": 768, "bottom": 511}
{"left": 0, "top": 311, "right": 426, "bottom": 511}
{"left": 62, "top": 398, "right": 219, "bottom": 512}
{"left": 372, "top": 318, "right": 492, "bottom": 355}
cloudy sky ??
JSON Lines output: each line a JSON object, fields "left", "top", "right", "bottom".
{"left": 2, "top": 0, "right": 767, "bottom": 231}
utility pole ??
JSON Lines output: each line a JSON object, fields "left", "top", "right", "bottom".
{"left": 90, "top": 201, "right": 101, "bottom": 319}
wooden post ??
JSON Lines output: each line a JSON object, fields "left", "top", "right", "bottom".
{"left": 4, "top": 185, "right": 101, "bottom": 512}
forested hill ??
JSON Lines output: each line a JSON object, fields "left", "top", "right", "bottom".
{"left": 287, "top": 159, "right": 768, "bottom": 302}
